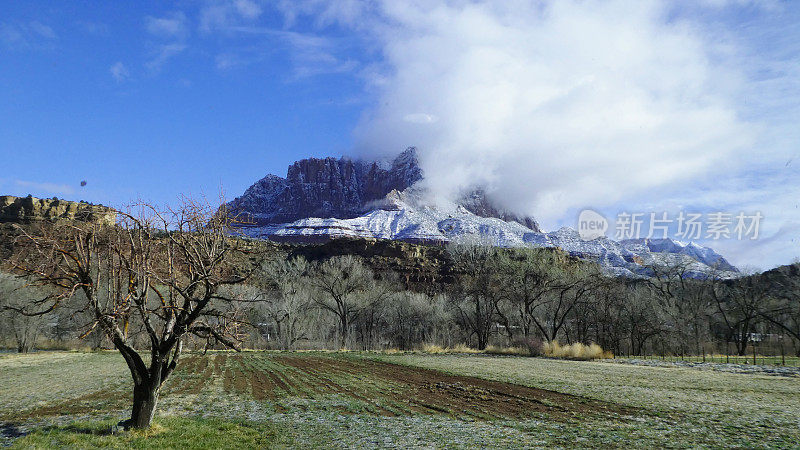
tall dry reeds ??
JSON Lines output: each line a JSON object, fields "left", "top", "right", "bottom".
{"left": 542, "top": 341, "right": 613, "bottom": 360}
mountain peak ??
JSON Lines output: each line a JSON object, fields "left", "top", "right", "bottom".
{"left": 457, "top": 187, "right": 542, "bottom": 232}
{"left": 392, "top": 147, "right": 419, "bottom": 167}
{"left": 389, "top": 147, "right": 423, "bottom": 187}
{"left": 226, "top": 147, "right": 543, "bottom": 231}
{"left": 226, "top": 149, "right": 423, "bottom": 226}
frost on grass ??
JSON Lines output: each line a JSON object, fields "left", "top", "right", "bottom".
{"left": 3, "top": 352, "right": 799, "bottom": 448}
{"left": 376, "top": 353, "right": 800, "bottom": 447}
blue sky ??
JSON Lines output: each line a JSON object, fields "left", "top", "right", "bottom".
{"left": 1, "top": 1, "right": 368, "bottom": 205}
{"left": 1, "top": 1, "right": 798, "bottom": 269}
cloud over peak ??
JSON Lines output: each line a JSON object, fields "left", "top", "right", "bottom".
{"left": 325, "top": 1, "right": 756, "bottom": 224}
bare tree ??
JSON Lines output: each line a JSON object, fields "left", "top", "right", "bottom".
{"left": 386, "top": 291, "right": 452, "bottom": 349}
{"left": 710, "top": 273, "right": 764, "bottom": 356}
{"left": 0, "top": 272, "right": 47, "bottom": 352}
{"left": 10, "top": 198, "right": 251, "bottom": 428}
{"left": 256, "top": 257, "right": 314, "bottom": 349}
{"left": 587, "top": 279, "right": 629, "bottom": 355}
{"left": 532, "top": 263, "right": 601, "bottom": 343}
{"left": 309, "top": 255, "right": 392, "bottom": 348}
{"left": 621, "top": 282, "right": 665, "bottom": 356}
{"left": 495, "top": 248, "right": 561, "bottom": 339}
{"left": 749, "top": 264, "right": 800, "bottom": 355}
{"left": 447, "top": 242, "right": 502, "bottom": 350}
{"left": 646, "top": 260, "right": 714, "bottom": 356}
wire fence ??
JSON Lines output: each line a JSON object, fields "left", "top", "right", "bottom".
{"left": 622, "top": 354, "right": 800, "bottom": 367}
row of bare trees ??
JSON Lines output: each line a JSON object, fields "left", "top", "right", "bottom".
{"left": 240, "top": 243, "right": 799, "bottom": 358}
{"left": 244, "top": 255, "right": 453, "bottom": 351}
{"left": 4, "top": 237, "right": 799, "bottom": 358}
{"left": 423, "top": 244, "right": 800, "bottom": 357}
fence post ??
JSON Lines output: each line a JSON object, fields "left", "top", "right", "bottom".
{"left": 753, "top": 343, "right": 757, "bottom": 365}
{"left": 781, "top": 341, "right": 785, "bottom": 366}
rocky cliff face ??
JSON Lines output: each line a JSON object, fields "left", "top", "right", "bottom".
{"left": 227, "top": 147, "right": 540, "bottom": 228}
{"left": 226, "top": 147, "right": 424, "bottom": 225}
{"left": 0, "top": 195, "right": 115, "bottom": 225}
{"left": 458, "top": 189, "right": 541, "bottom": 232}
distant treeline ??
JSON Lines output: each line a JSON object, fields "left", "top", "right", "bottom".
{"left": 2, "top": 236, "right": 798, "bottom": 357}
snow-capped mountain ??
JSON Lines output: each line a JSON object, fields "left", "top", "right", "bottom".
{"left": 227, "top": 149, "right": 737, "bottom": 277}
{"left": 234, "top": 185, "right": 738, "bottom": 278}
{"left": 225, "top": 147, "right": 540, "bottom": 230}
{"left": 619, "top": 238, "right": 738, "bottom": 273}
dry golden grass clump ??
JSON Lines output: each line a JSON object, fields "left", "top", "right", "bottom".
{"left": 543, "top": 341, "right": 613, "bottom": 360}
{"left": 420, "top": 343, "right": 481, "bottom": 354}
{"left": 485, "top": 345, "right": 530, "bottom": 356}
{"left": 421, "top": 343, "right": 447, "bottom": 353}
{"left": 416, "top": 341, "right": 612, "bottom": 359}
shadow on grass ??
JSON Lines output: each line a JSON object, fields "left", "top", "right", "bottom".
{"left": 1, "top": 422, "right": 28, "bottom": 439}
{"left": 8, "top": 416, "right": 298, "bottom": 448}
{"left": 53, "top": 423, "right": 118, "bottom": 436}
{"left": 0, "top": 419, "right": 119, "bottom": 446}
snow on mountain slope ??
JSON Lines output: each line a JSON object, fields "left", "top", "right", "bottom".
{"left": 226, "top": 147, "right": 542, "bottom": 231}
{"left": 240, "top": 188, "right": 530, "bottom": 245}
{"left": 237, "top": 188, "right": 739, "bottom": 278}
{"left": 620, "top": 238, "right": 738, "bottom": 272}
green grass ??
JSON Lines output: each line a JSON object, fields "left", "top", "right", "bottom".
{"left": 10, "top": 416, "right": 294, "bottom": 449}
{"left": 0, "top": 351, "right": 128, "bottom": 418}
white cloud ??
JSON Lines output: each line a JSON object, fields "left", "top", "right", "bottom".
{"left": 697, "top": 0, "right": 779, "bottom": 9}
{"left": 200, "top": 0, "right": 262, "bottom": 33}
{"left": 28, "top": 21, "right": 56, "bottom": 39}
{"left": 14, "top": 180, "right": 75, "bottom": 197}
{"left": 234, "top": 0, "right": 262, "bottom": 19}
{"left": 145, "top": 12, "right": 189, "bottom": 39}
{"left": 213, "top": 26, "right": 357, "bottom": 77}
{"left": 667, "top": 167, "right": 800, "bottom": 268}
{"left": 341, "top": 1, "right": 758, "bottom": 228}
{"left": 142, "top": 11, "right": 189, "bottom": 73}
{"left": 109, "top": 61, "right": 130, "bottom": 82}
{"left": 145, "top": 43, "right": 187, "bottom": 71}
{"left": 278, "top": 0, "right": 800, "bottom": 267}
{"left": 277, "top": 0, "right": 370, "bottom": 28}
{"left": 0, "top": 20, "right": 56, "bottom": 50}
{"left": 403, "top": 113, "right": 438, "bottom": 124}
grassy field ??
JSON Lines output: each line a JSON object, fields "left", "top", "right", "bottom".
{"left": 1, "top": 351, "right": 799, "bottom": 448}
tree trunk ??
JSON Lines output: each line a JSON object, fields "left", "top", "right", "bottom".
{"left": 339, "top": 314, "right": 348, "bottom": 348}
{"left": 736, "top": 337, "right": 748, "bottom": 356}
{"left": 477, "top": 330, "right": 488, "bottom": 350}
{"left": 129, "top": 380, "right": 160, "bottom": 429}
